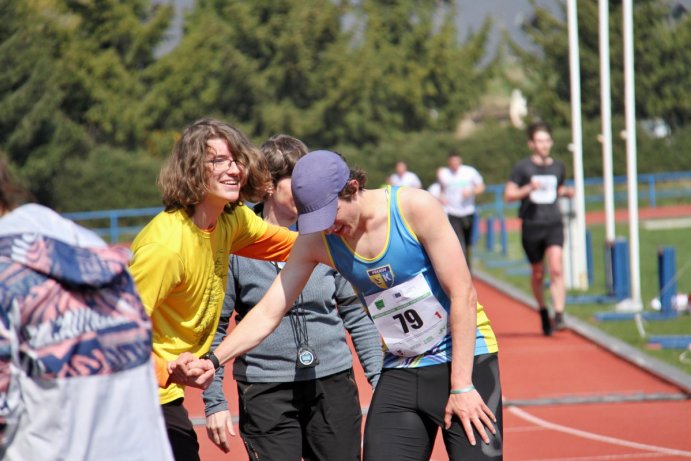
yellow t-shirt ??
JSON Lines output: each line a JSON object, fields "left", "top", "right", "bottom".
{"left": 129, "top": 206, "right": 295, "bottom": 404}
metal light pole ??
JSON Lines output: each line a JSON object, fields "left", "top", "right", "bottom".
{"left": 566, "top": 0, "right": 589, "bottom": 290}
{"left": 622, "top": 0, "right": 642, "bottom": 310}
{"left": 599, "top": 0, "right": 615, "bottom": 243}
{"left": 599, "top": 0, "right": 617, "bottom": 297}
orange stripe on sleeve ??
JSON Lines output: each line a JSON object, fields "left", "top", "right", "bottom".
{"left": 234, "top": 224, "right": 296, "bottom": 262}
{"left": 152, "top": 353, "right": 171, "bottom": 388}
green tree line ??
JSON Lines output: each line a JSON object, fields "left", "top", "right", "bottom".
{"left": 509, "top": 0, "right": 690, "bottom": 129}
{"left": 1, "top": 0, "right": 689, "bottom": 212}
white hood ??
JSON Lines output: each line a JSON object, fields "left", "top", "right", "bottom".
{"left": 0, "top": 203, "right": 106, "bottom": 248}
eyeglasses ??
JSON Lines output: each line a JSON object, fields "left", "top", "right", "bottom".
{"left": 207, "top": 156, "right": 244, "bottom": 171}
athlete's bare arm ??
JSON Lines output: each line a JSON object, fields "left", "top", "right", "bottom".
{"left": 211, "top": 232, "right": 327, "bottom": 366}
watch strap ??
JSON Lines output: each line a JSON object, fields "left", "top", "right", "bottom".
{"left": 201, "top": 351, "right": 220, "bottom": 370}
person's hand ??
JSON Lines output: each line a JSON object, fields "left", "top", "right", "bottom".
{"left": 167, "top": 352, "right": 215, "bottom": 389}
{"left": 443, "top": 390, "right": 497, "bottom": 446}
{"left": 206, "top": 410, "right": 236, "bottom": 453}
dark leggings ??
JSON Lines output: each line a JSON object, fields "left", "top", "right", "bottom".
{"left": 237, "top": 369, "right": 362, "bottom": 461}
{"left": 363, "top": 354, "right": 502, "bottom": 461}
{"left": 161, "top": 398, "right": 200, "bottom": 461}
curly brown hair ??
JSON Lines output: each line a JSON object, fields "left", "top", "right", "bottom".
{"left": 335, "top": 152, "right": 367, "bottom": 201}
{"left": 158, "top": 118, "right": 271, "bottom": 215}
{"left": 260, "top": 134, "right": 308, "bottom": 189}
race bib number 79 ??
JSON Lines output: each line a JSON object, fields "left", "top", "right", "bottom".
{"left": 364, "top": 273, "right": 448, "bottom": 357}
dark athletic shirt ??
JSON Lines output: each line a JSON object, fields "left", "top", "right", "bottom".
{"left": 509, "top": 157, "right": 566, "bottom": 225}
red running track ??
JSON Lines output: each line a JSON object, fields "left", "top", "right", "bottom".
{"left": 184, "top": 276, "right": 691, "bottom": 460}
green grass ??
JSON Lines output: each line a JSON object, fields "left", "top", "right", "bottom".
{"left": 475, "top": 221, "right": 691, "bottom": 376}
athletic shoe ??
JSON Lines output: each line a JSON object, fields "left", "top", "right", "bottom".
{"left": 554, "top": 312, "right": 566, "bottom": 331}
{"left": 539, "top": 307, "right": 552, "bottom": 336}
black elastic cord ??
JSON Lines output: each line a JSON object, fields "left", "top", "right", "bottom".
{"left": 271, "top": 261, "right": 307, "bottom": 349}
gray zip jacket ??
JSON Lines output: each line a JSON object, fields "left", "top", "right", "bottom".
{"left": 203, "top": 253, "right": 383, "bottom": 416}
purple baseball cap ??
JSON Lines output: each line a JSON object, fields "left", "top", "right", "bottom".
{"left": 291, "top": 150, "right": 350, "bottom": 234}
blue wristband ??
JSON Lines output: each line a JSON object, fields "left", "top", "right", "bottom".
{"left": 450, "top": 385, "right": 475, "bottom": 394}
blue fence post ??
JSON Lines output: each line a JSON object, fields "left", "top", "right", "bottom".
{"left": 658, "top": 246, "right": 676, "bottom": 314}
{"left": 604, "top": 240, "right": 615, "bottom": 296}
{"left": 109, "top": 213, "right": 119, "bottom": 244}
{"left": 485, "top": 216, "right": 495, "bottom": 252}
{"left": 494, "top": 189, "right": 504, "bottom": 219}
{"left": 586, "top": 230, "right": 594, "bottom": 287}
{"left": 612, "top": 239, "right": 631, "bottom": 300}
{"left": 472, "top": 211, "right": 481, "bottom": 246}
{"left": 500, "top": 217, "right": 508, "bottom": 257}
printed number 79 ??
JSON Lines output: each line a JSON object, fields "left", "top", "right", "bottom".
{"left": 392, "top": 309, "right": 424, "bottom": 334}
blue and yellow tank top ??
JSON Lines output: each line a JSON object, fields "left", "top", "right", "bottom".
{"left": 323, "top": 186, "right": 498, "bottom": 369}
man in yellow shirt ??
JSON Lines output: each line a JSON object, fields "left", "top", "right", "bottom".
{"left": 129, "top": 119, "right": 296, "bottom": 461}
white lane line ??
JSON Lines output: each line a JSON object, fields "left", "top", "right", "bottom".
{"left": 505, "top": 425, "right": 547, "bottom": 433}
{"left": 524, "top": 452, "right": 673, "bottom": 460}
{"left": 508, "top": 406, "right": 691, "bottom": 458}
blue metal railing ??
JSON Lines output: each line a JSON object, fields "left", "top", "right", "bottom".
{"left": 63, "top": 171, "right": 691, "bottom": 243}
{"left": 476, "top": 170, "right": 691, "bottom": 217}
{"left": 63, "top": 206, "right": 163, "bottom": 244}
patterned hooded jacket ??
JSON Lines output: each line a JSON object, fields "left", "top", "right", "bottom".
{"left": 0, "top": 204, "right": 172, "bottom": 461}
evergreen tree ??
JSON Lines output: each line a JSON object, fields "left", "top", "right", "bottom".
{"left": 0, "top": 0, "right": 171, "bottom": 208}
{"left": 146, "top": 0, "right": 493, "bottom": 149}
{"left": 508, "top": 0, "right": 689, "bottom": 129}
{"left": 142, "top": 0, "right": 350, "bottom": 149}
{"left": 320, "top": 0, "right": 494, "bottom": 146}
{"left": 633, "top": 1, "right": 690, "bottom": 128}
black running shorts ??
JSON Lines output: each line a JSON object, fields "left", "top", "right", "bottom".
{"left": 521, "top": 221, "right": 564, "bottom": 264}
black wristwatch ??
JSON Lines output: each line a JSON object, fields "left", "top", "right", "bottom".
{"left": 201, "top": 351, "right": 221, "bottom": 370}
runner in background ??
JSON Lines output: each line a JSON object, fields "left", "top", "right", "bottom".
{"left": 387, "top": 160, "right": 422, "bottom": 188}
{"left": 128, "top": 119, "right": 296, "bottom": 461}
{"left": 427, "top": 167, "right": 443, "bottom": 203}
{"left": 202, "top": 135, "right": 382, "bottom": 460}
{"left": 203, "top": 150, "right": 503, "bottom": 461}
{"left": 437, "top": 152, "right": 485, "bottom": 272}
{"left": 504, "top": 121, "right": 574, "bottom": 335}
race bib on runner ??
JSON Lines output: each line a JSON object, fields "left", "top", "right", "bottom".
{"left": 529, "top": 175, "right": 558, "bottom": 204}
{"left": 364, "top": 273, "right": 448, "bottom": 357}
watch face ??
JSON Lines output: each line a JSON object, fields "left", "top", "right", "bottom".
{"left": 299, "top": 349, "right": 314, "bottom": 365}
{"left": 297, "top": 346, "right": 318, "bottom": 368}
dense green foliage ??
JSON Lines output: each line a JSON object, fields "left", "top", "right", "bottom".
{"left": 0, "top": 0, "right": 688, "bottom": 212}
{"left": 143, "top": 0, "right": 494, "bottom": 149}
{"left": 0, "top": 0, "right": 172, "bottom": 209}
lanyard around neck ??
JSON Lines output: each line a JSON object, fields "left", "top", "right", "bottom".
{"left": 270, "top": 261, "right": 309, "bottom": 348}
